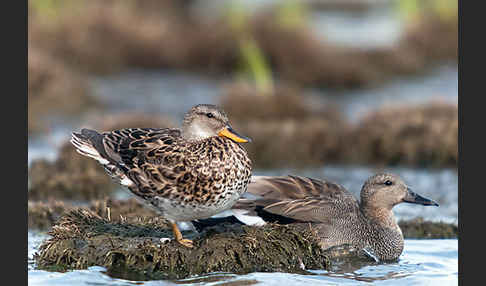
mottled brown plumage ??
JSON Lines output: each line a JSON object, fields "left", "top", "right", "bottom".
{"left": 71, "top": 104, "right": 252, "bottom": 247}
{"left": 232, "top": 173, "right": 438, "bottom": 261}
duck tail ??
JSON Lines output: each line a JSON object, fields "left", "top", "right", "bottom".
{"left": 70, "top": 128, "right": 110, "bottom": 165}
{"left": 71, "top": 128, "right": 135, "bottom": 187}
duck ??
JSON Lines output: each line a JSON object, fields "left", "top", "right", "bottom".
{"left": 197, "top": 173, "right": 439, "bottom": 261}
{"left": 70, "top": 104, "right": 252, "bottom": 248}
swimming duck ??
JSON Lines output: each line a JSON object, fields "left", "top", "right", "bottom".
{"left": 71, "top": 104, "right": 252, "bottom": 248}
{"left": 215, "top": 173, "right": 439, "bottom": 261}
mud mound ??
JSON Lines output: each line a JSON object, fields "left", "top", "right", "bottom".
{"left": 28, "top": 198, "right": 160, "bottom": 230}
{"left": 28, "top": 142, "right": 118, "bottom": 201}
{"left": 28, "top": 45, "right": 98, "bottom": 135}
{"left": 35, "top": 209, "right": 332, "bottom": 280}
{"left": 349, "top": 101, "right": 458, "bottom": 166}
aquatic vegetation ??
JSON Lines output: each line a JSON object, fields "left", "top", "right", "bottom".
{"left": 226, "top": 2, "right": 274, "bottom": 96}
{"left": 28, "top": 45, "right": 98, "bottom": 135}
{"left": 28, "top": 0, "right": 457, "bottom": 90}
{"left": 221, "top": 88, "right": 457, "bottom": 168}
{"left": 28, "top": 142, "right": 118, "bottom": 201}
{"left": 350, "top": 102, "right": 458, "bottom": 167}
{"left": 35, "top": 209, "right": 332, "bottom": 279}
{"left": 399, "top": 218, "right": 457, "bottom": 239}
{"left": 275, "top": 0, "right": 309, "bottom": 30}
{"left": 396, "top": 0, "right": 457, "bottom": 23}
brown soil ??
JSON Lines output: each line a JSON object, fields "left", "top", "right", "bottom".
{"left": 349, "top": 101, "right": 458, "bottom": 166}
{"left": 221, "top": 85, "right": 350, "bottom": 168}
{"left": 28, "top": 1, "right": 457, "bottom": 88}
{"left": 88, "top": 112, "right": 177, "bottom": 132}
{"left": 32, "top": 207, "right": 457, "bottom": 279}
{"left": 28, "top": 198, "right": 161, "bottom": 230}
{"left": 398, "top": 218, "right": 458, "bottom": 239}
{"left": 28, "top": 45, "right": 99, "bottom": 135}
{"left": 28, "top": 141, "right": 118, "bottom": 201}
{"left": 220, "top": 85, "right": 457, "bottom": 168}
{"left": 34, "top": 209, "right": 331, "bottom": 280}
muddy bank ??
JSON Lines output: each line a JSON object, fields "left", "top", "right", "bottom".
{"left": 28, "top": 198, "right": 160, "bottom": 230}
{"left": 220, "top": 84, "right": 350, "bottom": 168}
{"left": 28, "top": 0, "right": 236, "bottom": 75}
{"left": 28, "top": 112, "right": 177, "bottom": 200}
{"left": 349, "top": 102, "right": 458, "bottom": 167}
{"left": 28, "top": 45, "right": 99, "bottom": 135}
{"left": 33, "top": 208, "right": 457, "bottom": 279}
{"left": 29, "top": 0, "right": 456, "bottom": 89}
{"left": 85, "top": 112, "right": 176, "bottom": 133}
{"left": 28, "top": 198, "right": 458, "bottom": 239}
{"left": 35, "top": 209, "right": 330, "bottom": 280}
{"left": 398, "top": 218, "right": 457, "bottom": 239}
{"left": 220, "top": 90, "right": 457, "bottom": 168}
{"left": 28, "top": 142, "right": 118, "bottom": 201}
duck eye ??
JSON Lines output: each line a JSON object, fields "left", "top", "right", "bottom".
{"left": 384, "top": 180, "right": 393, "bottom": 186}
{"left": 206, "top": 113, "right": 214, "bottom": 118}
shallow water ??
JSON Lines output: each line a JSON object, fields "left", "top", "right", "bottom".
{"left": 195, "top": 0, "right": 402, "bottom": 49}
{"left": 314, "top": 64, "right": 458, "bottom": 122}
{"left": 28, "top": 64, "right": 458, "bottom": 224}
{"left": 28, "top": 231, "right": 457, "bottom": 285}
{"left": 28, "top": 63, "right": 457, "bottom": 165}
{"left": 310, "top": 3, "right": 403, "bottom": 49}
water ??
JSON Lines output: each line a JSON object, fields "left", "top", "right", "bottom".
{"left": 194, "top": 0, "right": 402, "bottom": 49}
{"left": 28, "top": 231, "right": 457, "bottom": 285}
{"left": 310, "top": 3, "right": 403, "bottom": 49}
{"left": 314, "top": 64, "right": 458, "bottom": 122}
{"left": 90, "top": 71, "right": 223, "bottom": 118}
{"left": 27, "top": 62, "right": 457, "bottom": 165}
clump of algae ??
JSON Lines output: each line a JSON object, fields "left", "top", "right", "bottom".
{"left": 35, "top": 209, "right": 332, "bottom": 279}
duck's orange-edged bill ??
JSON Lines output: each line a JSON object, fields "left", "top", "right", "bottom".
{"left": 218, "top": 126, "right": 252, "bottom": 143}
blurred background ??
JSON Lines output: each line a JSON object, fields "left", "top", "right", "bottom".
{"left": 28, "top": 0, "right": 457, "bottom": 224}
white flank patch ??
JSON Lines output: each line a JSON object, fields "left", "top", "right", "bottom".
{"left": 211, "top": 210, "right": 234, "bottom": 218}
{"left": 120, "top": 176, "right": 134, "bottom": 187}
{"left": 177, "top": 221, "right": 197, "bottom": 231}
{"left": 232, "top": 209, "right": 267, "bottom": 226}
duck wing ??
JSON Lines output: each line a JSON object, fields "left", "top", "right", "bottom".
{"left": 233, "top": 175, "right": 360, "bottom": 223}
{"left": 71, "top": 127, "right": 192, "bottom": 198}
{"left": 100, "top": 127, "right": 185, "bottom": 167}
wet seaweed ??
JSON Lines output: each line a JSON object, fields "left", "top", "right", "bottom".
{"left": 35, "top": 209, "right": 331, "bottom": 280}
{"left": 28, "top": 142, "right": 118, "bottom": 201}
{"left": 29, "top": 0, "right": 456, "bottom": 88}
{"left": 349, "top": 101, "right": 458, "bottom": 167}
{"left": 399, "top": 218, "right": 458, "bottom": 239}
{"left": 33, "top": 207, "right": 457, "bottom": 280}
{"left": 28, "top": 45, "right": 99, "bottom": 135}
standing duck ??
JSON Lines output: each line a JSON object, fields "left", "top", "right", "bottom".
{"left": 70, "top": 104, "right": 252, "bottom": 248}
{"left": 223, "top": 173, "right": 439, "bottom": 261}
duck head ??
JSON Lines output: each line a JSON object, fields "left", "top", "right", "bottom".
{"left": 182, "top": 104, "right": 251, "bottom": 143}
{"left": 360, "top": 173, "right": 439, "bottom": 210}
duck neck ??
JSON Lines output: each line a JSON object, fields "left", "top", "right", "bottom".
{"left": 360, "top": 204, "right": 404, "bottom": 261}
{"left": 360, "top": 204, "right": 400, "bottom": 232}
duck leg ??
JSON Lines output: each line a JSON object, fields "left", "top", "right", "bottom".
{"left": 171, "top": 222, "right": 194, "bottom": 248}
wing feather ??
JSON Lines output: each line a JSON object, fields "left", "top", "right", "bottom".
{"left": 234, "top": 175, "right": 360, "bottom": 223}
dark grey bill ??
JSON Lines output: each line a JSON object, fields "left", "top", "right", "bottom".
{"left": 403, "top": 187, "right": 439, "bottom": 206}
